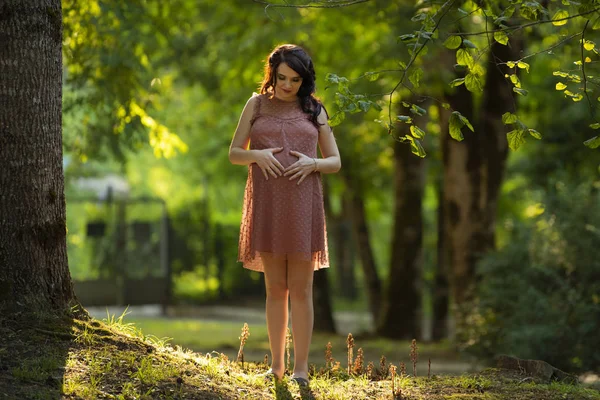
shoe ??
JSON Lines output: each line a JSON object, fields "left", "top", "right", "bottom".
{"left": 291, "top": 376, "right": 309, "bottom": 387}
{"left": 262, "top": 369, "right": 281, "bottom": 382}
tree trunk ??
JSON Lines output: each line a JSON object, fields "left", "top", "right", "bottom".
{"left": 312, "top": 268, "right": 336, "bottom": 333}
{"left": 432, "top": 180, "right": 449, "bottom": 340}
{"left": 377, "top": 134, "right": 425, "bottom": 338}
{"left": 338, "top": 151, "right": 382, "bottom": 325}
{"left": 347, "top": 183, "right": 382, "bottom": 324}
{"left": 442, "top": 39, "right": 521, "bottom": 331}
{"left": 0, "top": 0, "right": 77, "bottom": 312}
{"left": 324, "top": 181, "right": 357, "bottom": 300}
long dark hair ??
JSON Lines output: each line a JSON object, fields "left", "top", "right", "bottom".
{"left": 260, "top": 44, "right": 325, "bottom": 127}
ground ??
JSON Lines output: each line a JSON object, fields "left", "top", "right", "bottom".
{"left": 0, "top": 308, "right": 599, "bottom": 400}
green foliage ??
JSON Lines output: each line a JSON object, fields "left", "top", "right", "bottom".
{"left": 448, "top": 111, "right": 474, "bottom": 142}
{"left": 464, "top": 183, "right": 600, "bottom": 372}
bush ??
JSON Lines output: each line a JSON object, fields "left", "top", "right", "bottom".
{"left": 463, "top": 183, "right": 600, "bottom": 372}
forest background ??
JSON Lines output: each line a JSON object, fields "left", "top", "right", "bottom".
{"left": 60, "top": 0, "right": 600, "bottom": 375}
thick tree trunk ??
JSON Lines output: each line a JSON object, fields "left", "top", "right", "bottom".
{"left": 0, "top": 0, "right": 77, "bottom": 312}
{"left": 377, "top": 137, "right": 425, "bottom": 339}
{"left": 442, "top": 39, "right": 521, "bottom": 330}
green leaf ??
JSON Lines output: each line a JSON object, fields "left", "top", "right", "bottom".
{"left": 397, "top": 115, "right": 413, "bottom": 123}
{"left": 456, "top": 49, "right": 474, "bottom": 68}
{"left": 556, "top": 82, "right": 567, "bottom": 90}
{"left": 584, "top": 136, "right": 600, "bottom": 148}
{"left": 442, "top": 103, "right": 451, "bottom": 110}
{"left": 411, "top": 13, "right": 427, "bottom": 22}
{"left": 590, "top": 123, "right": 600, "bottom": 129}
{"left": 410, "top": 125, "right": 426, "bottom": 139}
{"left": 458, "top": 113, "right": 474, "bottom": 132}
{"left": 502, "top": 112, "right": 518, "bottom": 124}
{"left": 365, "top": 72, "right": 380, "bottom": 82}
{"left": 345, "top": 102, "right": 357, "bottom": 113}
{"left": 335, "top": 93, "right": 348, "bottom": 107}
{"left": 528, "top": 129, "right": 542, "bottom": 140}
{"left": 410, "top": 104, "right": 427, "bottom": 116}
{"left": 462, "top": 39, "right": 477, "bottom": 49}
{"left": 513, "top": 87, "right": 529, "bottom": 96}
{"left": 584, "top": 40, "right": 595, "bottom": 51}
{"left": 409, "top": 137, "right": 427, "bottom": 158}
{"left": 326, "top": 73, "right": 339, "bottom": 84}
{"left": 409, "top": 68, "right": 424, "bottom": 88}
{"left": 444, "top": 35, "right": 462, "bottom": 50}
{"left": 517, "top": 61, "right": 530, "bottom": 73}
{"left": 593, "top": 18, "right": 600, "bottom": 30}
{"left": 509, "top": 74, "right": 521, "bottom": 88}
{"left": 329, "top": 111, "right": 345, "bottom": 127}
{"left": 450, "top": 78, "right": 465, "bottom": 87}
{"left": 494, "top": 30, "right": 509, "bottom": 45}
{"left": 399, "top": 34, "right": 417, "bottom": 42}
{"left": 507, "top": 129, "right": 526, "bottom": 151}
{"left": 358, "top": 101, "right": 371, "bottom": 113}
{"left": 449, "top": 111, "right": 465, "bottom": 141}
{"left": 552, "top": 9, "right": 569, "bottom": 26}
{"left": 465, "top": 73, "right": 484, "bottom": 93}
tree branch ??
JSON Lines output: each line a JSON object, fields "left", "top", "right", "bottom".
{"left": 387, "top": 0, "right": 458, "bottom": 133}
{"left": 449, "top": 6, "right": 600, "bottom": 37}
{"left": 580, "top": 20, "right": 595, "bottom": 117}
{"left": 252, "top": 0, "right": 371, "bottom": 9}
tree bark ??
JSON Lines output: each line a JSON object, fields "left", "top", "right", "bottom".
{"left": 377, "top": 136, "right": 425, "bottom": 339}
{"left": 312, "top": 268, "right": 336, "bottom": 333}
{"left": 0, "top": 0, "right": 78, "bottom": 312}
{"left": 442, "top": 38, "right": 521, "bottom": 328}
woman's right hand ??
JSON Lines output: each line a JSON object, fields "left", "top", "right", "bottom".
{"left": 253, "top": 147, "right": 285, "bottom": 180}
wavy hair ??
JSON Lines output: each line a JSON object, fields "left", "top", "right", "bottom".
{"left": 259, "top": 44, "right": 326, "bottom": 127}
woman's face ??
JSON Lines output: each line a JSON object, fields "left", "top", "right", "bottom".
{"left": 274, "top": 62, "right": 303, "bottom": 101}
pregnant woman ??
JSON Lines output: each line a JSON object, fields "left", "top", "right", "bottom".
{"left": 228, "top": 44, "right": 341, "bottom": 387}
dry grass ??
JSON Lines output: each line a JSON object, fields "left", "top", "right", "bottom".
{"left": 0, "top": 310, "right": 599, "bottom": 400}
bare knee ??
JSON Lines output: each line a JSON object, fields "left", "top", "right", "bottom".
{"left": 289, "top": 283, "right": 312, "bottom": 303}
{"left": 266, "top": 281, "right": 288, "bottom": 300}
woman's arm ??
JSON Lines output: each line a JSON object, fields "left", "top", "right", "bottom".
{"left": 314, "top": 108, "right": 341, "bottom": 174}
{"left": 228, "top": 95, "right": 284, "bottom": 180}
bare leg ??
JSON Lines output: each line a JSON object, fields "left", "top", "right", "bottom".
{"left": 287, "top": 258, "right": 315, "bottom": 381}
{"left": 261, "top": 253, "right": 288, "bottom": 379}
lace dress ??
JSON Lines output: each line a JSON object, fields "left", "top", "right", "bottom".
{"left": 237, "top": 93, "right": 329, "bottom": 272}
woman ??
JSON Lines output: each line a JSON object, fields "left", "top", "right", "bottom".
{"left": 229, "top": 44, "right": 341, "bottom": 386}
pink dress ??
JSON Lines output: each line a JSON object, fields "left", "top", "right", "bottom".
{"left": 237, "top": 93, "right": 329, "bottom": 272}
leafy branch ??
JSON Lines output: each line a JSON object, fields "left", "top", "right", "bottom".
{"left": 252, "top": 0, "right": 370, "bottom": 9}
{"left": 387, "top": 0, "right": 458, "bottom": 133}
{"left": 450, "top": 6, "right": 600, "bottom": 36}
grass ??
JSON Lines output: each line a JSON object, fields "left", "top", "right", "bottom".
{"left": 0, "top": 309, "right": 599, "bottom": 400}
{"left": 127, "top": 316, "right": 464, "bottom": 374}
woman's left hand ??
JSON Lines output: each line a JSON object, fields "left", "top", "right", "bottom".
{"left": 284, "top": 150, "right": 316, "bottom": 185}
